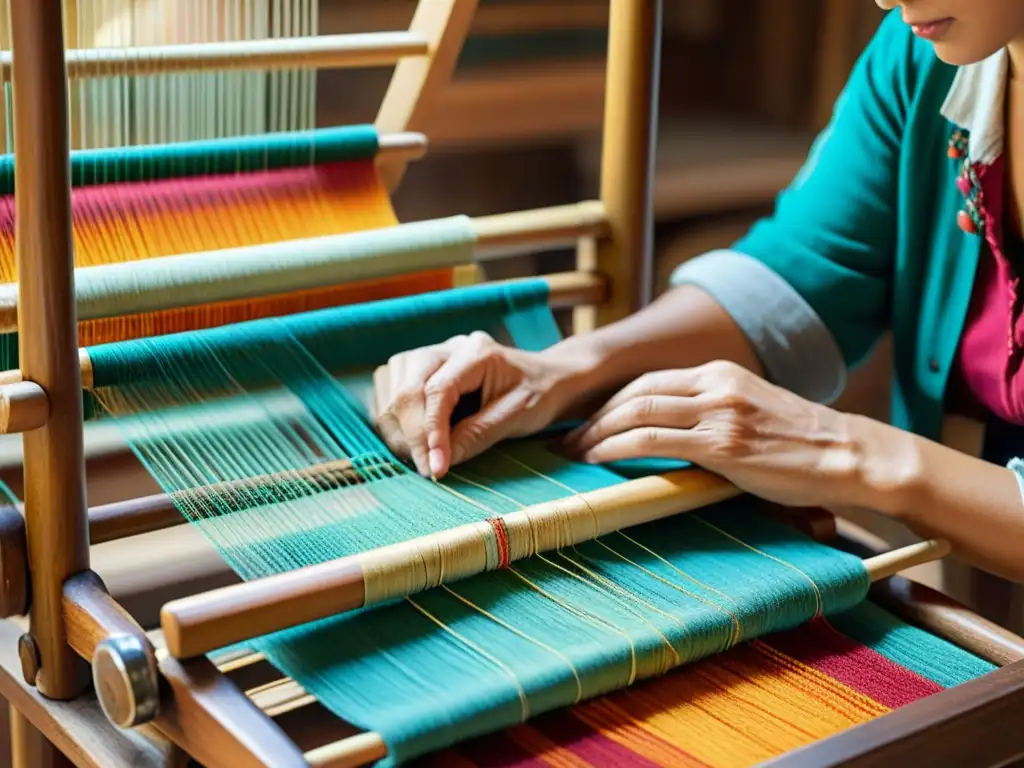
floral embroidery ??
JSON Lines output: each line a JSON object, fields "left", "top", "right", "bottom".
{"left": 950, "top": 128, "right": 985, "bottom": 235}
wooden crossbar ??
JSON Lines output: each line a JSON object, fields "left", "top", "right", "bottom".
{"left": 0, "top": 33, "right": 430, "bottom": 79}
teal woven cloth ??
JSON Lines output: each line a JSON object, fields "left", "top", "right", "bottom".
{"left": 86, "top": 282, "right": 871, "bottom": 765}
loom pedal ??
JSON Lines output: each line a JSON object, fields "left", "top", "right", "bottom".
{"left": 93, "top": 633, "right": 160, "bottom": 728}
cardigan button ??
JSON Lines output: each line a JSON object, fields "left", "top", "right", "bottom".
{"left": 957, "top": 210, "right": 977, "bottom": 234}
{"left": 928, "top": 358, "right": 940, "bottom": 373}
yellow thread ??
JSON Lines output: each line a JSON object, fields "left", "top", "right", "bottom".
{"left": 438, "top": 471, "right": 644, "bottom": 686}
{"left": 497, "top": 450, "right": 745, "bottom": 647}
{"left": 692, "top": 516, "right": 824, "bottom": 617}
{"left": 404, "top": 596, "right": 532, "bottom": 721}
{"left": 439, "top": 585, "right": 585, "bottom": 705}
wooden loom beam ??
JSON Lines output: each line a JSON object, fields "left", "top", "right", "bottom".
{"left": 156, "top": 466, "right": 954, "bottom": 662}
{"left": 0, "top": 200, "right": 607, "bottom": 344}
{"left": 9, "top": 0, "right": 90, "bottom": 707}
{"left": 0, "top": 33, "right": 431, "bottom": 80}
{"left": 0, "top": 268, "right": 607, "bottom": 428}
{"left": 159, "top": 469, "right": 741, "bottom": 659}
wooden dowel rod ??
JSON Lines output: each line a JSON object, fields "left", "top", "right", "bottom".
{"left": 862, "top": 539, "right": 951, "bottom": 581}
{"left": 540, "top": 271, "right": 608, "bottom": 308}
{"left": 375, "top": 131, "right": 427, "bottom": 164}
{"left": 160, "top": 469, "right": 741, "bottom": 659}
{"left": 305, "top": 733, "right": 389, "bottom": 768}
{"left": 474, "top": 201, "right": 609, "bottom": 259}
{"left": 11, "top": 0, "right": 91, "bottom": 699}
{"left": 0, "top": 33, "right": 429, "bottom": 80}
{"left": 870, "top": 574, "right": 1024, "bottom": 667}
{"left": 0, "top": 381, "right": 48, "bottom": 434}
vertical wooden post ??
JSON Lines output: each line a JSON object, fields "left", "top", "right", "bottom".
{"left": 10, "top": 708, "right": 72, "bottom": 768}
{"left": 575, "top": 0, "right": 662, "bottom": 333}
{"left": 10, "top": 2, "right": 90, "bottom": 699}
{"left": 375, "top": 0, "right": 479, "bottom": 192}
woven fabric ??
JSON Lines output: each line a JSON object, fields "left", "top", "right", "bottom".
{"left": 0, "top": 158, "right": 396, "bottom": 281}
{"left": 0, "top": 125, "right": 379, "bottom": 194}
{"left": 86, "top": 283, "right": 883, "bottom": 765}
{"left": 421, "top": 600, "right": 994, "bottom": 767}
{"left": 87, "top": 280, "right": 559, "bottom": 388}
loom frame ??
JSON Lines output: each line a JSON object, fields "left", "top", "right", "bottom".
{"left": 0, "top": 1, "right": 1022, "bottom": 766}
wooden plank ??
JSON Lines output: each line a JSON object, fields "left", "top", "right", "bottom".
{"left": 319, "top": 0, "right": 607, "bottom": 37}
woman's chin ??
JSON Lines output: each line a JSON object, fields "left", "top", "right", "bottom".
{"left": 928, "top": 39, "right": 1004, "bottom": 67}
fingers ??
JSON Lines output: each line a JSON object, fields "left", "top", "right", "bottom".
{"left": 373, "top": 365, "right": 408, "bottom": 458}
{"left": 450, "top": 388, "right": 529, "bottom": 467}
{"left": 388, "top": 358, "right": 435, "bottom": 476}
{"left": 373, "top": 332, "right": 503, "bottom": 479}
{"left": 373, "top": 345, "right": 450, "bottom": 475}
{"left": 564, "top": 395, "right": 703, "bottom": 457}
{"left": 575, "top": 369, "right": 703, "bottom": 431}
{"left": 576, "top": 426, "right": 702, "bottom": 465}
{"left": 422, "top": 349, "right": 495, "bottom": 478}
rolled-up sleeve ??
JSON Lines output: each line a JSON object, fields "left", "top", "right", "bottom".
{"left": 672, "top": 11, "right": 910, "bottom": 404}
{"left": 671, "top": 250, "right": 846, "bottom": 404}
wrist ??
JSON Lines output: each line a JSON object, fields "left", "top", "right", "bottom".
{"left": 535, "top": 335, "right": 613, "bottom": 418}
{"left": 842, "top": 413, "right": 925, "bottom": 519}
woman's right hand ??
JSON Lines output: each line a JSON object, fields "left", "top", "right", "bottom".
{"left": 373, "top": 331, "right": 592, "bottom": 479}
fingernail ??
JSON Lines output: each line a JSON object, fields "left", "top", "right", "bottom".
{"left": 429, "top": 448, "right": 445, "bottom": 478}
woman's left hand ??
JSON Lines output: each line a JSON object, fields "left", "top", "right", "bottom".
{"left": 563, "top": 360, "right": 888, "bottom": 511}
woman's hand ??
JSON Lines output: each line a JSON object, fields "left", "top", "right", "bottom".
{"left": 563, "top": 360, "right": 889, "bottom": 511}
{"left": 373, "top": 332, "right": 594, "bottom": 479}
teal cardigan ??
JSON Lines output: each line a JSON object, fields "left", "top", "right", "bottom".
{"left": 672, "top": 11, "right": 982, "bottom": 443}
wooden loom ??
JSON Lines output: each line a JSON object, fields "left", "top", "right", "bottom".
{"left": 0, "top": 1, "right": 1018, "bottom": 766}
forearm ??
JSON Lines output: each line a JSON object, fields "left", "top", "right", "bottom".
{"left": 546, "top": 284, "right": 763, "bottom": 397}
{"left": 851, "top": 416, "right": 1024, "bottom": 583}
{"left": 540, "top": 249, "right": 848, "bottom": 413}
